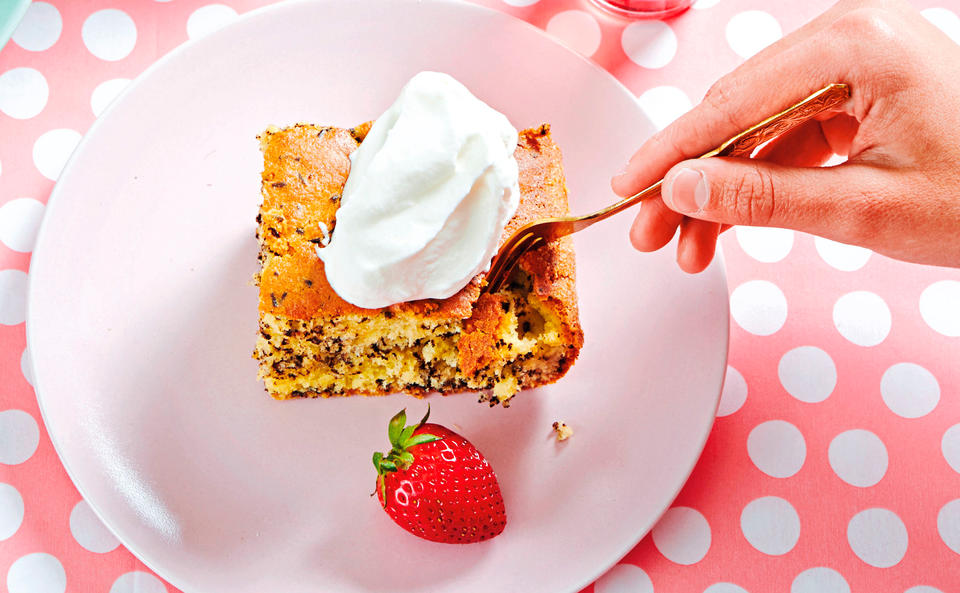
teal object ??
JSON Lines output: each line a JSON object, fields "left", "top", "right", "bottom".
{"left": 0, "top": 0, "right": 32, "bottom": 53}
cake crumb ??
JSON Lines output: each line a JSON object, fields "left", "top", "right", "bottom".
{"left": 552, "top": 421, "right": 573, "bottom": 442}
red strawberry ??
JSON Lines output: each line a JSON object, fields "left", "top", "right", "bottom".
{"left": 372, "top": 407, "right": 506, "bottom": 544}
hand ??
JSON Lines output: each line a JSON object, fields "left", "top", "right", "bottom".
{"left": 612, "top": 0, "right": 960, "bottom": 273}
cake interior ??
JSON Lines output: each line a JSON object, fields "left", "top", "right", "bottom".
{"left": 257, "top": 268, "right": 576, "bottom": 405}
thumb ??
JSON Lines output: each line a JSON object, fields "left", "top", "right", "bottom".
{"left": 660, "top": 157, "right": 883, "bottom": 236}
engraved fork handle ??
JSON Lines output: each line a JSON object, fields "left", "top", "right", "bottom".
{"left": 579, "top": 83, "right": 852, "bottom": 231}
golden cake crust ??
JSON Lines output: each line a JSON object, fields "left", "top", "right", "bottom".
{"left": 256, "top": 123, "right": 583, "bottom": 400}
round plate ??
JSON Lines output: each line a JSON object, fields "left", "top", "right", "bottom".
{"left": 27, "top": 1, "right": 728, "bottom": 592}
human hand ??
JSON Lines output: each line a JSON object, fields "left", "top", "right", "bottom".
{"left": 612, "top": 0, "right": 960, "bottom": 273}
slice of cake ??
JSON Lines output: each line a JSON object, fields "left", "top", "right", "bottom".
{"left": 254, "top": 122, "right": 582, "bottom": 406}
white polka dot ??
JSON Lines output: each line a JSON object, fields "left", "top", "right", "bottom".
{"left": 0, "top": 68, "right": 49, "bottom": 120}
{"left": 11, "top": 2, "right": 62, "bottom": 51}
{"left": 502, "top": 0, "right": 540, "bottom": 5}
{"left": 0, "top": 410, "right": 40, "bottom": 465}
{"left": 652, "top": 506, "right": 711, "bottom": 565}
{"left": 704, "top": 585, "right": 748, "bottom": 593}
{"left": 905, "top": 587, "right": 944, "bottom": 593}
{"left": 938, "top": 498, "right": 960, "bottom": 555}
{"left": 33, "top": 128, "right": 81, "bottom": 181}
{"left": 187, "top": 5, "right": 239, "bottom": 40}
{"left": 919, "top": 281, "right": 960, "bottom": 337}
{"left": 0, "top": 483, "right": 25, "bottom": 541}
{"left": 637, "top": 86, "right": 692, "bottom": 130}
{"left": 0, "top": 269, "right": 29, "bottom": 326}
{"left": 109, "top": 571, "right": 168, "bottom": 593}
{"left": 922, "top": 8, "right": 960, "bottom": 44}
{"left": 21, "top": 348, "right": 34, "bottom": 387}
{"left": 791, "top": 567, "right": 850, "bottom": 593}
{"left": 829, "top": 430, "right": 888, "bottom": 487}
{"left": 832, "top": 291, "right": 891, "bottom": 347}
{"left": 693, "top": 0, "right": 722, "bottom": 9}
{"left": 735, "top": 227, "right": 794, "bottom": 263}
{"left": 747, "top": 420, "right": 805, "bottom": 478}
{"left": 880, "top": 362, "right": 940, "bottom": 419}
{"left": 0, "top": 198, "right": 45, "bottom": 253}
{"left": 740, "top": 496, "right": 800, "bottom": 556}
{"left": 6, "top": 553, "right": 66, "bottom": 593}
{"left": 545, "top": 11, "right": 601, "bottom": 57}
{"left": 91, "top": 78, "right": 131, "bottom": 117}
{"left": 726, "top": 11, "right": 782, "bottom": 58}
{"left": 70, "top": 500, "right": 120, "bottom": 553}
{"left": 621, "top": 21, "right": 677, "bottom": 69}
{"left": 730, "top": 280, "right": 787, "bottom": 336}
{"left": 594, "top": 564, "right": 653, "bottom": 593}
{"left": 942, "top": 424, "right": 960, "bottom": 474}
{"left": 82, "top": 9, "right": 137, "bottom": 61}
{"left": 814, "top": 237, "right": 872, "bottom": 271}
{"left": 717, "top": 365, "right": 747, "bottom": 417}
{"left": 847, "top": 508, "right": 908, "bottom": 568}
{"left": 778, "top": 346, "right": 836, "bottom": 404}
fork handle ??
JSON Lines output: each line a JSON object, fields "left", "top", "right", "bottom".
{"left": 586, "top": 83, "right": 851, "bottom": 228}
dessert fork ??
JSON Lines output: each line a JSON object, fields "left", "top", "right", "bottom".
{"left": 481, "top": 83, "right": 851, "bottom": 295}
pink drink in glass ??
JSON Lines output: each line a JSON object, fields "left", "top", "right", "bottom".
{"left": 592, "top": 0, "right": 693, "bottom": 19}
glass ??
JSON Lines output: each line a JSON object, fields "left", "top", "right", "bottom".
{"left": 590, "top": 0, "right": 693, "bottom": 19}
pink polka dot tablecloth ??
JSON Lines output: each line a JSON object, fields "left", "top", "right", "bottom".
{"left": 2, "top": 0, "right": 960, "bottom": 591}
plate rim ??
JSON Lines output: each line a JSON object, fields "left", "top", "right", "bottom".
{"left": 25, "top": 1, "right": 730, "bottom": 591}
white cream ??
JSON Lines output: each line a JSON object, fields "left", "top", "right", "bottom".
{"left": 316, "top": 71, "right": 520, "bottom": 309}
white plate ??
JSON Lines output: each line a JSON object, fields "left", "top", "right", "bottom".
{"left": 27, "top": 1, "right": 729, "bottom": 591}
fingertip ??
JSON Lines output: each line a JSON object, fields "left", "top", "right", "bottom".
{"left": 677, "top": 220, "right": 719, "bottom": 273}
{"left": 629, "top": 212, "right": 657, "bottom": 252}
{"left": 629, "top": 199, "right": 683, "bottom": 252}
{"left": 611, "top": 169, "right": 636, "bottom": 197}
{"left": 677, "top": 240, "right": 709, "bottom": 274}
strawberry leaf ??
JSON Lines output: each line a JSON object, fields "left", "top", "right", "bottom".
{"left": 399, "top": 425, "right": 416, "bottom": 444}
{"left": 388, "top": 409, "right": 406, "bottom": 446}
{"left": 379, "top": 459, "right": 397, "bottom": 472}
{"left": 398, "top": 451, "right": 415, "bottom": 468}
{"left": 405, "top": 433, "right": 441, "bottom": 447}
{"left": 372, "top": 451, "right": 383, "bottom": 473}
{"left": 417, "top": 405, "right": 431, "bottom": 427}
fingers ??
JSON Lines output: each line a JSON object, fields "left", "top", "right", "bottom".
{"left": 660, "top": 157, "right": 887, "bottom": 243}
{"left": 630, "top": 115, "right": 852, "bottom": 267}
{"left": 676, "top": 219, "right": 720, "bottom": 273}
{"left": 629, "top": 197, "right": 684, "bottom": 252}
{"left": 612, "top": 28, "right": 861, "bottom": 200}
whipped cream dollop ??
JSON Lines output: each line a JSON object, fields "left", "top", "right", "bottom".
{"left": 316, "top": 71, "right": 520, "bottom": 309}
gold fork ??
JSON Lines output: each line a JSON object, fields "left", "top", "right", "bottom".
{"left": 481, "top": 83, "right": 852, "bottom": 294}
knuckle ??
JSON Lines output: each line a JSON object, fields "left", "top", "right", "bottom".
{"left": 713, "top": 164, "right": 778, "bottom": 226}
{"left": 702, "top": 78, "right": 741, "bottom": 131}
{"left": 832, "top": 7, "right": 899, "bottom": 45}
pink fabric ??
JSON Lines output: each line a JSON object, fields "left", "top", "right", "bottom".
{"left": 2, "top": 1, "right": 959, "bottom": 592}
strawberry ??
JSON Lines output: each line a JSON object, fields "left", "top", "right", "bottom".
{"left": 372, "top": 407, "right": 507, "bottom": 544}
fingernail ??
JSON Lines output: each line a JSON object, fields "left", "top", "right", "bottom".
{"left": 664, "top": 168, "right": 708, "bottom": 213}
